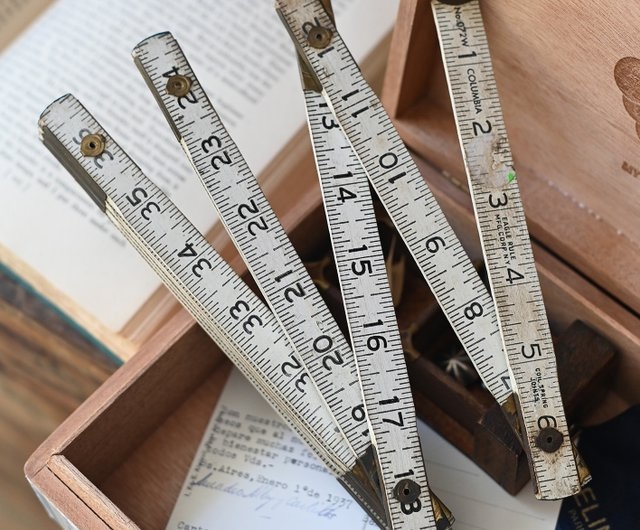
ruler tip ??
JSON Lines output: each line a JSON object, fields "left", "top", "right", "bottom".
{"left": 274, "top": 0, "right": 294, "bottom": 12}
{"left": 38, "top": 93, "right": 77, "bottom": 129}
{"left": 132, "top": 31, "right": 174, "bottom": 57}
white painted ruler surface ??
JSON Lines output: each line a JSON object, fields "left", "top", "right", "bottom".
{"left": 275, "top": 0, "right": 512, "bottom": 411}
{"left": 431, "top": 0, "right": 581, "bottom": 499}
{"left": 131, "top": 34, "right": 375, "bottom": 477}
{"left": 304, "top": 85, "right": 449, "bottom": 530}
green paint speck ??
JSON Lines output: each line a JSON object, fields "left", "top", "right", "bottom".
{"left": 507, "top": 171, "right": 516, "bottom": 183}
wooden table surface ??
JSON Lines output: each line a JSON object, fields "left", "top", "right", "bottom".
{"left": 0, "top": 266, "right": 118, "bottom": 530}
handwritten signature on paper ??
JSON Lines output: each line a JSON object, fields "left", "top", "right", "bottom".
{"left": 190, "top": 473, "right": 341, "bottom": 519}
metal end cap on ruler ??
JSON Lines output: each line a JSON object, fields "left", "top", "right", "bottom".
{"left": 431, "top": 492, "right": 455, "bottom": 530}
{"left": 340, "top": 470, "right": 388, "bottom": 529}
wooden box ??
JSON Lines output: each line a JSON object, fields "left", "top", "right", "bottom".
{"left": 26, "top": 1, "right": 640, "bottom": 528}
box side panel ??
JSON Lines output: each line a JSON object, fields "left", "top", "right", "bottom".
{"left": 27, "top": 467, "right": 112, "bottom": 530}
{"left": 99, "top": 362, "right": 233, "bottom": 529}
{"left": 48, "top": 455, "right": 136, "bottom": 529}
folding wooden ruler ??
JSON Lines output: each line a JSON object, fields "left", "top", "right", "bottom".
{"left": 38, "top": 0, "right": 588, "bottom": 528}
{"left": 431, "top": 0, "right": 589, "bottom": 499}
{"left": 131, "top": 31, "right": 450, "bottom": 529}
{"left": 40, "top": 33, "right": 451, "bottom": 530}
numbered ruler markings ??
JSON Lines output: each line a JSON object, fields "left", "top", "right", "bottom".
{"left": 97, "top": 164, "right": 390, "bottom": 530}
{"left": 52, "top": 165, "right": 332, "bottom": 468}
{"left": 38, "top": 95, "right": 359, "bottom": 476}
{"left": 44, "top": 102, "right": 315, "bottom": 442}
{"left": 109, "top": 227, "right": 340, "bottom": 465}
{"left": 92, "top": 227, "right": 390, "bottom": 523}
{"left": 432, "top": 0, "right": 579, "bottom": 498}
{"left": 276, "top": 0, "right": 511, "bottom": 407}
{"left": 132, "top": 33, "right": 372, "bottom": 460}
{"left": 99, "top": 217, "right": 323, "bottom": 434}
{"left": 305, "top": 89, "right": 439, "bottom": 530}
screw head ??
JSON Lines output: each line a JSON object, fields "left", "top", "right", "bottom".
{"left": 393, "top": 478, "right": 421, "bottom": 504}
{"left": 307, "top": 25, "right": 332, "bottom": 49}
{"left": 80, "top": 134, "right": 105, "bottom": 157}
{"left": 535, "top": 427, "right": 564, "bottom": 453}
{"left": 166, "top": 74, "right": 192, "bottom": 97}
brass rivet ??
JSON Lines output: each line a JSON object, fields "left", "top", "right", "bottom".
{"left": 535, "top": 427, "right": 564, "bottom": 453}
{"left": 393, "top": 478, "right": 421, "bottom": 504}
{"left": 80, "top": 134, "right": 106, "bottom": 157}
{"left": 166, "top": 74, "right": 192, "bottom": 97}
{"left": 307, "top": 25, "right": 332, "bottom": 49}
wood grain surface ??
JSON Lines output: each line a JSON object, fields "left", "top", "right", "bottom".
{"left": 0, "top": 267, "right": 117, "bottom": 530}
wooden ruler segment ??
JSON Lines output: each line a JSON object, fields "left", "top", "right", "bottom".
{"left": 304, "top": 85, "right": 451, "bottom": 530}
{"left": 275, "top": 0, "right": 512, "bottom": 412}
{"left": 38, "top": 94, "right": 387, "bottom": 526}
{"left": 131, "top": 33, "right": 377, "bottom": 475}
{"left": 432, "top": 0, "right": 582, "bottom": 499}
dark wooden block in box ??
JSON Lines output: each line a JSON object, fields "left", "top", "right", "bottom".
{"left": 471, "top": 322, "right": 616, "bottom": 494}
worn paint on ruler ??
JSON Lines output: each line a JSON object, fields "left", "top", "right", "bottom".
{"left": 432, "top": 0, "right": 581, "bottom": 499}
{"left": 275, "top": 0, "right": 512, "bottom": 413}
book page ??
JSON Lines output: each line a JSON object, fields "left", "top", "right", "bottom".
{"left": 0, "top": 0, "right": 398, "bottom": 333}
{"left": 167, "top": 368, "right": 561, "bottom": 529}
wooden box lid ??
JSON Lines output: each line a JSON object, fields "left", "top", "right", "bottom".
{"left": 382, "top": 0, "right": 640, "bottom": 314}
